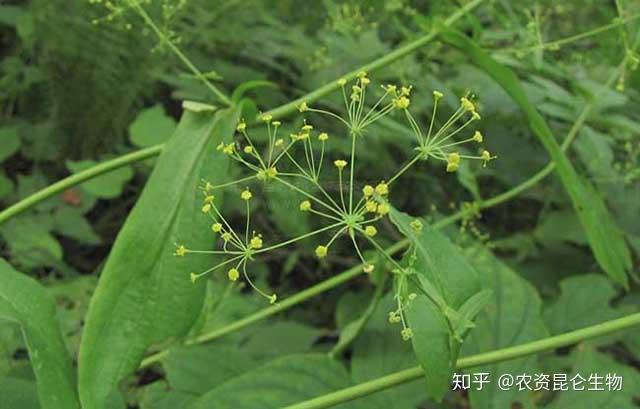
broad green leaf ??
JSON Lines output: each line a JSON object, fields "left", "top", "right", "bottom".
{"left": 0, "top": 126, "right": 20, "bottom": 162}
{"left": 187, "top": 354, "right": 364, "bottom": 409}
{"left": 442, "top": 30, "right": 632, "bottom": 288}
{"left": 544, "top": 274, "right": 623, "bottom": 337}
{"left": 266, "top": 182, "right": 312, "bottom": 238}
{"left": 546, "top": 348, "right": 640, "bottom": 409}
{"left": 129, "top": 104, "right": 177, "bottom": 148}
{"left": 462, "top": 246, "right": 548, "bottom": 409}
{"left": 0, "top": 259, "right": 80, "bottom": 409}
{"left": 389, "top": 208, "right": 483, "bottom": 402}
{"left": 351, "top": 293, "right": 425, "bottom": 409}
{"left": 66, "top": 159, "right": 134, "bottom": 199}
{"left": 0, "top": 216, "right": 62, "bottom": 270}
{"left": 52, "top": 206, "right": 101, "bottom": 245}
{"left": 0, "top": 377, "right": 40, "bottom": 409}
{"left": 78, "top": 106, "right": 240, "bottom": 409}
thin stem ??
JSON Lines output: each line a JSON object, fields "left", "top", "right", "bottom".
{"left": 255, "top": 222, "right": 344, "bottom": 254}
{"left": 283, "top": 312, "right": 640, "bottom": 409}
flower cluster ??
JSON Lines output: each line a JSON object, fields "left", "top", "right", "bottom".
{"left": 175, "top": 73, "right": 496, "bottom": 340}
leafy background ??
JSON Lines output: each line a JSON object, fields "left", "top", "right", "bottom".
{"left": 1, "top": 0, "right": 640, "bottom": 408}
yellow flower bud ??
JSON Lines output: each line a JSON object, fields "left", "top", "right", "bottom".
{"left": 460, "top": 97, "right": 475, "bottom": 112}
{"left": 334, "top": 159, "right": 348, "bottom": 170}
{"left": 377, "top": 203, "right": 390, "bottom": 216}
{"left": 211, "top": 223, "right": 223, "bottom": 233}
{"left": 410, "top": 219, "right": 423, "bottom": 233}
{"left": 363, "top": 264, "right": 374, "bottom": 273}
{"left": 275, "top": 138, "right": 284, "bottom": 147}
{"left": 244, "top": 146, "right": 254, "bottom": 154}
{"left": 318, "top": 132, "right": 329, "bottom": 141}
{"left": 472, "top": 131, "right": 483, "bottom": 143}
{"left": 250, "top": 235, "right": 263, "bottom": 249}
{"left": 201, "top": 203, "right": 211, "bottom": 213}
{"left": 401, "top": 327, "right": 413, "bottom": 341}
{"left": 228, "top": 268, "right": 239, "bottom": 281}
{"left": 362, "top": 185, "right": 374, "bottom": 197}
{"left": 365, "top": 200, "right": 378, "bottom": 213}
{"left": 299, "top": 200, "right": 311, "bottom": 211}
{"left": 338, "top": 78, "right": 347, "bottom": 86}
{"left": 190, "top": 272, "right": 198, "bottom": 283}
{"left": 261, "top": 114, "right": 272, "bottom": 122}
{"left": 315, "top": 245, "right": 328, "bottom": 258}
{"left": 241, "top": 189, "right": 252, "bottom": 201}
{"left": 393, "top": 96, "right": 410, "bottom": 109}
{"left": 222, "top": 232, "right": 232, "bottom": 242}
{"left": 364, "top": 225, "right": 378, "bottom": 237}
{"left": 236, "top": 121, "right": 246, "bottom": 132}
{"left": 175, "top": 245, "right": 187, "bottom": 256}
{"left": 269, "top": 294, "right": 277, "bottom": 304}
{"left": 375, "top": 181, "right": 389, "bottom": 196}
{"left": 433, "top": 90, "right": 443, "bottom": 99}
{"left": 272, "top": 121, "right": 281, "bottom": 126}
{"left": 298, "top": 102, "right": 308, "bottom": 112}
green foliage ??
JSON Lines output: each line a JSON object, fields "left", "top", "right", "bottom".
{"left": 2, "top": 1, "right": 640, "bottom": 408}
{"left": 78, "top": 107, "right": 240, "bottom": 408}
{"left": 0, "top": 259, "right": 80, "bottom": 409}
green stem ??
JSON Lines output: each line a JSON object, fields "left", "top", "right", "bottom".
{"left": 0, "top": 145, "right": 163, "bottom": 225}
{"left": 0, "top": 0, "right": 484, "bottom": 225}
{"left": 283, "top": 312, "right": 640, "bottom": 409}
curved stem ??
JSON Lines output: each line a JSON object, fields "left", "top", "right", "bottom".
{"left": 0, "top": 145, "right": 163, "bottom": 225}
{"left": 283, "top": 312, "right": 640, "bottom": 409}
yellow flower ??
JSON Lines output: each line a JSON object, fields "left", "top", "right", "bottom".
{"left": 266, "top": 167, "right": 278, "bottom": 178}
{"left": 393, "top": 96, "right": 410, "bottom": 109}
{"left": 175, "top": 245, "right": 187, "bottom": 256}
{"left": 363, "top": 264, "right": 374, "bottom": 273}
{"left": 377, "top": 202, "right": 390, "bottom": 216}
{"left": 222, "top": 232, "right": 232, "bottom": 242}
{"left": 216, "top": 141, "right": 225, "bottom": 151}
{"left": 260, "top": 114, "right": 273, "bottom": 122}
{"left": 275, "top": 138, "right": 284, "bottom": 147}
{"left": 365, "top": 200, "right": 378, "bottom": 213}
{"left": 446, "top": 162, "right": 459, "bottom": 172}
{"left": 250, "top": 235, "right": 263, "bottom": 249}
{"left": 222, "top": 143, "right": 235, "bottom": 155}
{"left": 364, "top": 225, "right": 378, "bottom": 237}
{"left": 204, "top": 195, "right": 215, "bottom": 203}
{"left": 446, "top": 152, "right": 460, "bottom": 173}
{"left": 362, "top": 185, "right": 374, "bottom": 197}
{"left": 244, "top": 146, "right": 254, "bottom": 154}
{"left": 481, "top": 150, "right": 494, "bottom": 167}
{"left": 375, "top": 181, "right": 389, "bottom": 196}
{"left": 388, "top": 311, "right": 401, "bottom": 324}
{"left": 241, "top": 189, "right": 252, "bottom": 201}
{"left": 228, "top": 268, "right": 239, "bottom": 281}
{"left": 298, "top": 102, "right": 308, "bottom": 112}
{"left": 318, "top": 132, "right": 329, "bottom": 141}
{"left": 472, "top": 131, "right": 483, "bottom": 143}
{"left": 211, "top": 223, "right": 223, "bottom": 233}
{"left": 401, "top": 327, "right": 413, "bottom": 341}
{"left": 299, "top": 200, "right": 311, "bottom": 211}
{"left": 472, "top": 111, "right": 481, "bottom": 120}
{"left": 236, "top": 121, "right": 246, "bottom": 132}
{"left": 401, "top": 86, "right": 412, "bottom": 96}
{"left": 269, "top": 294, "right": 277, "bottom": 304}
{"left": 201, "top": 203, "right": 211, "bottom": 213}
{"left": 190, "top": 272, "right": 198, "bottom": 283}
{"left": 410, "top": 219, "right": 423, "bottom": 233}
{"left": 272, "top": 121, "right": 281, "bottom": 127}
{"left": 315, "top": 245, "right": 328, "bottom": 258}
{"left": 338, "top": 78, "right": 347, "bottom": 86}
{"left": 433, "top": 90, "right": 444, "bottom": 99}
{"left": 460, "top": 96, "right": 475, "bottom": 112}
{"left": 301, "top": 124, "right": 313, "bottom": 132}
{"left": 334, "top": 159, "right": 348, "bottom": 170}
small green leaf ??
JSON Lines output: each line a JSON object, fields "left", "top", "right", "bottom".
{"left": 66, "top": 159, "right": 134, "bottom": 199}
{"left": 129, "top": 105, "right": 177, "bottom": 148}
{"left": 231, "top": 80, "right": 277, "bottom": 103}
{"left": 389, "top": 208, "right": 483, "bottom": 402}
{"left": 0, "top": 259, "right": 80, "bottom": 409}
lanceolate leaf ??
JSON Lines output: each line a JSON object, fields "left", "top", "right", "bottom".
{"left": 441, "top": 30, "right": 632, "bottom": 288}
{"left": 78, "top": 106, "right": 241, "bottom": 409}
{"left": 389, "top": 208, "right": 484, "bottom": 402}
{"left": 0, "top": 258, "right": 80, "bottom": 409}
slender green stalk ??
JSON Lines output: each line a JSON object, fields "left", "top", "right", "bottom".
{"left": 0, "top": 145, "right": 163, "bottom": 224}
{"left": 0, "top": 0, "right": 484, "bottom": 225}
{"left": 284, "top": 312, "right": 640, "bottom": 409}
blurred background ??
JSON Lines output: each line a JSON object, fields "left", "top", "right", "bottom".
{"left": 1, "top": 1, "right": 639, "bottom": 408}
